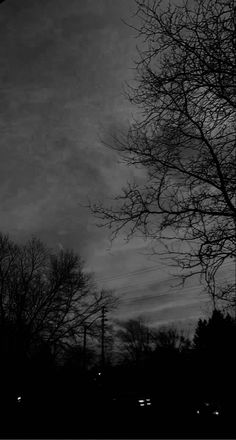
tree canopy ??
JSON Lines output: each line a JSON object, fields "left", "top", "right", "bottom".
{"left": 0, "top": 233, "right": 114, "bottom": 365}
{"left": 92, "top": 0, "right": 236, "bottom": 307}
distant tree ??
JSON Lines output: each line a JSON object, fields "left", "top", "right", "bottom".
{"left": 193, "top": 309, "right": 236, "bottom": 354}
{"left": 116, "top": 317, "right": 150, "bottom": 364}
{"left": 0, "top": 233, "right": 115, "bottom": 367}
{"left": 152, "top": 326, "right": 191, "bottom": 354}
{"left": 63, "top": 343, "right": 96, "bottom": 370}
{"left": 116, "top": 318, "right": 191, "bottom": 364}
{"left": 91, "top": 0, "right": 236, "bottom": 309}
{"left": 193, "top": 310, "right": 236, "bottom": 395}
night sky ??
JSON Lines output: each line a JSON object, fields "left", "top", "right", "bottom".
{"left": 0, "top": 0, "right": 234, "bottom": 328}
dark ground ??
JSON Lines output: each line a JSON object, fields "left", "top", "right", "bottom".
{"left": 0, "top": 368, "right": 235, "bottom": 438}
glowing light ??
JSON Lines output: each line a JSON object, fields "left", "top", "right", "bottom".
{"left": 146, "top": 399, "right": 151, "bottom": 402}
{"left": 147, "top": 402, "right": 151, "bottom": 406}
{"left": 138, "top": 400, "right": 144, "bottom": 403}
{"left": 140, "top": 403, "right": 145, "bottom": 406}
{"left": 17, "top": 396, "right": 22, "bottom": 402}
{"left": 98, "top": 372, "right": 101, "bottom": 376}
{"left": 213, "top": 410, "right": 219, "bottom": 416}
{"left": 196, "top": 410, "right": 200, "bottom": 414}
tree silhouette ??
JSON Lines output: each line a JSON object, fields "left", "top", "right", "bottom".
{"left": 152, "top": 326, "right": 191, "bottom": 354}
{"left": 193, "top": 309, "right": 236, "bottom": 354}
{"left": 193, "top": 310, "right": 236, "bottom": 398}
{"left": 116, "top": 317, "right": 150, "bottom": 364}
{"left": 91, "top": 0, "right": 236, "bottom": 307}
{"left": 0, "top": 233, "right": 115, "bottom": 367}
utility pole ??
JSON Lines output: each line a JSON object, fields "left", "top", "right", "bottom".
{"left": 146, "top": 328, "right": 150, "bottom": 350}
{"left": 101, "top": 306, "right": 106, "bottom": 371}
{"left": 83, "top": 324, "right": 87, "bottom": 371}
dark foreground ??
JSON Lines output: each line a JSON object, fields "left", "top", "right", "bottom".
{"left": 1, "top": 369, "right": 235, "bottom": 438}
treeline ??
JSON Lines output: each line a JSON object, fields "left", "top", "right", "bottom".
{"left": 110, "top": 312, "right": 236, "bottom": 395}
{"left": 0, "top": 232, "right": 115, "bottom": 428}
{"left": 101, "top": 312, "right": 236, "bottom": 434}
{"left": 0, "top": 232, "right": 235, "bottom": 435}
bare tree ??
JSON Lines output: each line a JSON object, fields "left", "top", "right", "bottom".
{"left": 92, "top": 0, "right": 236, "bottom": 307}
{"left": 0, "top": 233, "right": 115, "bottom": 364}
{"left": 116, "top": 317, "right": 150, "bottom": 363}
{"left": 116, "top": 317, "right": 190, "bottom": 366}
{"left": 152, "top": 326, "right": 191, "bottom": 353}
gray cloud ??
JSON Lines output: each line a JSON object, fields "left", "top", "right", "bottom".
{"left": 0, "top": 0, "right": 221, "bottom": 326}
{"left": 0, "top": 0, "right": 136, "bottom": 260}
{"left": 60, "top": 13, "right": 106, "bottom": 38}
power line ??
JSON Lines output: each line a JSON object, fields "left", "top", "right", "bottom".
{"left": 118, "top": 283, "right": 206, "bottom": 306}
{"left": 95, "top": 260, "right": 234, "bottom": 285}
{"left": 112, "top": 266, "right": 235, "bottom": 299}
{"left": 95, "top": 263, "right": 162, "bottom": 283}
{"left": 115, "top": 271, "right": 236, "bottom": 306}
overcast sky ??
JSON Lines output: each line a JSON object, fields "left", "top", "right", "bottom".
{"left": 0, "top": 0, "right": 234, "bottom": 329}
